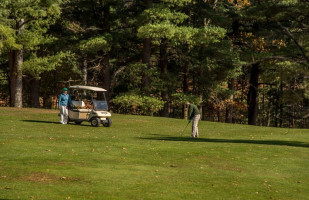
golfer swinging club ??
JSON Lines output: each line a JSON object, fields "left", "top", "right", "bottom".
{"left": 58, "top": 88, "right": 73, "bottom": 124}
{"left": 186, "top": 101, "right": 201, "bottom": 138}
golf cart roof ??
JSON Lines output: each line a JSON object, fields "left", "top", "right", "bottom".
{"left": 69, "top": 85, "right": 107, "bottom": 92}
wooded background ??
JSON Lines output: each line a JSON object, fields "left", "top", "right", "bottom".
{"left": 1, "top": 0, "right": 309, "bottom": 128}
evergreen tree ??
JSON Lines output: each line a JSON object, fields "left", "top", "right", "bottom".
{"left": 0, "top": 0, "right": 62, "bottom": 107}
{"left": 138, "top": 0, "right": 226, "bottom": 117}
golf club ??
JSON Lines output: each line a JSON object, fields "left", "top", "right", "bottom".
{"left": 179, "top": 121, "right": 191, "bottom": 136}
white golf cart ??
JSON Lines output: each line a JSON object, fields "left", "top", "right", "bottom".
{"left": 68, "top": 85, "right": 112, "bottom": 127}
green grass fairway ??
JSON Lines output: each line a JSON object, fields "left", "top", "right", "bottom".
{"left": 0, "top": 108, "right": 308, "bottom": 200}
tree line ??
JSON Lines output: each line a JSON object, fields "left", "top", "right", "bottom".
{"left": 0, "top": 0, "right": 309, "bottom": 128}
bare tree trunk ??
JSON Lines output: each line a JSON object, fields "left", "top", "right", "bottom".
{"left": 197, "top": 95, "right": 203, "bottom": 121}
{"left": 14, "top": 49, "right": 23, "bottom": 108}
{"left": 292, "top": 105, "right": 295, "bottom": 128}
{"left": 217, "top": 106, "right": 220, "bottom": 122}
{"left": 202, "top": 103, "right": 207, "bottom": 120}
{"left": 9, "top": 19, "right": 24, "bottom": 108}
{"left": 198, "top": 67, "right": 204, "bottom": 120}
{"left": 141, "top": 38, "right": 151, "bottom": 90}
{"left": 182, "top": 64, "right": 189, "bottom": 119}
{"left": 8, "top": 51, "right": 15, "bottom": 107}
{"left": 183, "top": 65, "right": 189, "bottom": 94}
{"left": 101, "top": 55, "right": 111, "bottom": 92}
{"left": 141, "top": 0, "right": 152, "bottom": 91}
{"left": 267, "top": 105, "right": 271, "bottom": 127}
{"left": 159, "top": 39, "right": 169, "bottom": 117}
{"left": 247, "top": 63, "right": 260, "bottom": 125}
{"left": 82, "top": 59, "right": 88, "bottom": 85}
{"left": 183, "top": 104, "right": 188, "bottom": 119}
{"left": 225, "top": 79, "right": 235, "bottom": 123}
{"left": 279, "top": 82, "right": 283, "bottom": 127}
{"left": 288, "top": 105, "right": 291, "bottom": 128}
{"left": 30, "top": 79, "right": 40, "bottom": 108}
{"left": 291, "top": 80, "right": 296, "bottom": 128}
{"left": 262, "top": 84, "right": 265, "bottom": 126}
{"left": 100, "top": 3, "right": 111, "bottom": 99}
{"left": 275, "top": 97, "right": 278, "bottom": 127}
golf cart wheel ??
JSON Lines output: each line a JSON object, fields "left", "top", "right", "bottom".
{"left": 91, "top": 117, "right": 101, "bottom": 127}
{"left": 103, "top": 118, "right": 112, "bottom": 127}
{"left": 75, "top": 121, "right": 82, "bottom": 125}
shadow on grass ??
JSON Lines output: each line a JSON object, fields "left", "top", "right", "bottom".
{"left": 22, "top": 120, "right": 58, "bottom": 124}
{"left": 22, "top": 120, "right": 90, "bottom": 126}
{"left": 139, "top": 136, "right": 309, "bottom": 148}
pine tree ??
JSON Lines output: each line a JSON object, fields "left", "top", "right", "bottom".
{"left": 0, "top": 0, "right": 62, "bottom": 107}
{"left": 138, "top": 0, "right": 226, "bottom": 117}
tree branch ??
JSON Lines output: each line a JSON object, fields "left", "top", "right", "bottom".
{"left": 243, "top": 56, "right": 289, "bottom": 66}
{"left": 110, "top": 66, "right": 126, "bottom": 95}
{"left": 277, "top": 22, "right": 309, "bottom": 64}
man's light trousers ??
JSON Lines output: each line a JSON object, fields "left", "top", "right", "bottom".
{"left": 192, "top": 114, "right": 200, "bottom": 138}
{"left": 60, "top": 106, "right": 69, "bottom": 124}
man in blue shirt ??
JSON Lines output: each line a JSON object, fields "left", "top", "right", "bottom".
{"left": 58, "top": 88, "right": 73, "bottom": 124}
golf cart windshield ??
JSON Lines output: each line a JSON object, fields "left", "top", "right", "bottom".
{"left": 93, "top": 101, "right": 108, "bottom": 111}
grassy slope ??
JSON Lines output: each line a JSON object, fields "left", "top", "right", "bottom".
{"left": 0, "top": 107, "right": 308, "bottom": 200}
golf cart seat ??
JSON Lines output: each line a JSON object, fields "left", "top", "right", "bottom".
{"left": 78, "top": 109, "right": 92, "bottom": 113}
{"left": 72, "top": 100, "right": 92, "bottom": 112}
{"left": 72, "top": 100, "right": 85, "bottom": 107}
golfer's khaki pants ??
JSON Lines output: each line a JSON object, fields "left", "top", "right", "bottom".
{"left": 60, "top": 106, "right": 69, "bottom": 124}
{"left": 192, "top": 114, "right": 200, "bottom": 138}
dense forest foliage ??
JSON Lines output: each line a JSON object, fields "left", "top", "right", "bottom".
{"left": 1, "top": 0, "right": 309, "bottom": 128}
